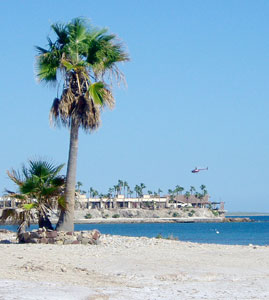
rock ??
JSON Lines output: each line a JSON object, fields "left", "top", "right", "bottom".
{"left": 63, "top": 239, "right": 75, "bottom": 245}
{"left": 92, "top": 230, "right": 101, "bottom": 240}
{"left": 29, "top": 238, "right": 39, "bottom": 244}
{"left": 46, "top": 231, "right": 58, "bottom": 238}
{"left": 72, "top": 240, "right": 80, "bottom": 244}
{"left": 31, "top": 232, "right": 40, "bottom": 239}
{"left": 81, "top": 238, "right": 91, "bottom": 245}
{"left": 15, "top": 229, "right": 101, "bottom": 245}
{"left": 40, "top": 237, "right": 48, "bottom": 244}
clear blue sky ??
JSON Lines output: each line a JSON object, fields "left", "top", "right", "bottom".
{"left": 1, "top": 0, "right": 269, "bottom": 212}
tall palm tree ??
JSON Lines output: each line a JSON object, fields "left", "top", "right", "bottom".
{"left": 168, "top": 189, "right": 175, "bottom": 203}
{"left": 76, "top": 181, "right": 83, "bottom": 193}
{"left": 134, "top": 185, "right": 140, "bottom": 198}
{"left": 190, "top": 186, "right": 196, "bottom": 195}
{"left": 1, "top": 160, "right": 65, "bottom": 234}
{"left": 200, "top": 184, "right": 207, "bottom": 197}
{"left": 118, "top": 180, "right": 124, "bottom": 195}
{"left": 184, "top": 191, "right": 191, "bottom": 203}
{"left": 123, "top": 181, "right": 128, "bottom": 198}
{"left": 140, "top": 183, "right": 146, "bottom": 196}
{"left": 36, "top": 18, "right": 129, "bottom": 231}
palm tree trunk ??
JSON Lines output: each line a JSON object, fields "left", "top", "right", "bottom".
{"left": 56, "top": 121, "right": 79, "bottom": 231}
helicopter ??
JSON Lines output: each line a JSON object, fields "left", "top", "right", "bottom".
{"left": 191, "top": 167, "right": 208, "bottom": 173}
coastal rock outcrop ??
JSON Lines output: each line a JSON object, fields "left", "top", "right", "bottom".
{"left": 18, "top": 228, "right": 101, "bottom": 245}
{"left": 223, "top": 217, "right": 252, "bottom": 223}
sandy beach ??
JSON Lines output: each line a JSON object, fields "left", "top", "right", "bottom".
{"left": 0, "top": 231, "right": 269, "bottom": 300}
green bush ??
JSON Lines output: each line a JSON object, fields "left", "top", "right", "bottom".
{"left": 172, "top": 212, "right": 180, "bottom": 217}
{"left": 156, "top": 233, "right": 179, "bottom": 240}
{"left": 188, "top": 212, "right": 194, "bottom": 217}
{"left": 112, "top": 214, "right": 120, "bottom": 218}
{"left": 212, "top": 210, "right": 219, "bottom": 217}
{"left": 84, "top": 213, "right": 92, "bottom": 219}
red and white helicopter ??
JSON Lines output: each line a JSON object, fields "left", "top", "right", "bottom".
{"left": 191, "top": 167, "right": 208, "bottom": 173}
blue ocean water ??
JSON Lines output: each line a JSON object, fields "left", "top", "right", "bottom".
{"left": 1, "top": 216, "right": 269, "bottom": 246}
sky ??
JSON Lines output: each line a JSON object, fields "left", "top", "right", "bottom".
{"left": 0, "top": 0, "right": 269, "bottom": 212}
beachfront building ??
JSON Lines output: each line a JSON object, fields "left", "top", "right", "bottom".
{"left": 75, "top": 193, "right": 224, "bottom": 211}
{"left": 0, "top": 197, "right": 16, "bottom": 209}
{"left": 0, "top": 194, "right": 225, "bottom": 213}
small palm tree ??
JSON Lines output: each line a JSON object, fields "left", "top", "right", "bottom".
{"left": 36, "top": 18, "right": 129, "bottom": 231}
{"left": 1, "top": 160, "right": 65, "bottom": 234}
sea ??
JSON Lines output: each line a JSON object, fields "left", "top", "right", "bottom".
{"left": 1, "top": 216, "right": 269, "bottom": 246}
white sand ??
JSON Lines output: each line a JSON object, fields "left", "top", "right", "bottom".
{"left": 0, "top": 233, "right": 269, "bottom": 299}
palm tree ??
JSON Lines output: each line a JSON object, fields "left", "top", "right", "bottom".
{"left": 168, "top": 189, "right": 175, "bottom": 203}
{"left": 108, "top": 187, "right": 114, "bottom": 197}
{"left": 123, "top": 181, "right": 129, "bottom": 198}
{"left": 89, "top": 187, "right": 94, "bottom": 198}
{"left": 76, "top": 181, "right": 83, "bottom": 193}
{"left": 1, "top": 160, "right": 65, "bottom": 234}
{"left": 118, "top": 180, "right": 124, "bottom": 195}
{"left": 157, "top": 188, "right": 163, "bottom": 206}
{"left": 140, "top": 183, "right": 146, "bottom": 196}
{"left": 200, "top": 184, "right": 207, "bottom": 197}
{"left": 174, "top": 185, "right": 184, "bottom": 208}
{"left": 134, "top": 185, "right": 140, "bottom": 198}
{"left": 175, "top": 185, "right": 184, "bottom": 195}
{"left": 113, "top": 185, "right": 119, "bottom": 197}
{"left": 190, "top": 186, "right": 196, "bottom": 195}
{"left": 92, "top": 189, "right": 99, "bottom": 198}
{"left": 184, "top": 191, "right": 191, "bottom": 203}
{"left": 36, "top": 18, "right": 129, "bottom": 231}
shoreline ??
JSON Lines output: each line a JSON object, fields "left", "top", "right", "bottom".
{"left": 1, "top": 216, "right": 253, "bottom": 227}
{"left": 56, "top": 216, "right": 225, "bottom": 224}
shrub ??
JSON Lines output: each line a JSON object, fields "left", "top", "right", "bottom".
{"left": 84, "top": 213, "right": 92, "bottom": 219}
{"left": 156, "top": 233, "right": 163, "bottom": 239}
{"left": 112, "top": 214, "right": 120, "bottom": 218}
{"left": 172, "top": 212, "right": 180, "bottom": 217}
{"left": 188, "top": 211, "right": 194, "bottom": 217}
{"left": 212, "top": 210, "right": 219, "bottom": 217}
{"left": 156, "top": 233, "right": 179, "bottom": 240}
